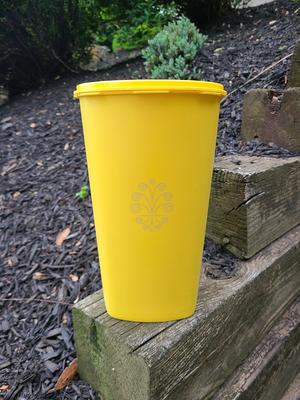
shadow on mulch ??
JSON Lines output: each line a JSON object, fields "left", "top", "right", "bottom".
{"left": 0, "top": 0, "right": 299, "bottom": 398}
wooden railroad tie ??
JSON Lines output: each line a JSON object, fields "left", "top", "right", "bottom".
{"left": 73, "top": 225, "right": 300, "bottom": 400}
{"left": 207, "top": 155, "right": 300, "bottom": 259}
{"left": 240, "top": 40, "right": 300, "bottom": 151}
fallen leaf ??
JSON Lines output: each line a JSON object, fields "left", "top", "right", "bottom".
{"left": 0, "top": 384, "right": 9, "bottom": 393}
{"left": 6, "top": 256, "right": 18, "bottom": 267}
{"left": 48, "top": 358, "right": 78, "bottom": 393}
{"left": 7, "top": 259, "right": 14, "bottom": 267}
{"left": 13, "top": 191, "right": 21, "bottom": 199}
{"left": 33, "top": 271, "right": 47, "bottom": 280}
{"left": 69, "top": 273, "right": 78, "bottom": 282}
{"left": 55, "top": 227, "right": 71, "bottom": 247}
{"left": 271, "top": 96, "right": 279, "bottom": 105}
{"left": 269, "top": 20, "right": 277, "bottom": 25}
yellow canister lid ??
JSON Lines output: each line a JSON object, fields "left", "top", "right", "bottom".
{"left": 74, "top": 80, "right": 227, "bottom": 98}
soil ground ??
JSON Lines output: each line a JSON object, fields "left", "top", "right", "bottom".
{"left": 0, "top": 0, "right": 299, "bottom": 398}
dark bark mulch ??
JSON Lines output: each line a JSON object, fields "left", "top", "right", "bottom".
{"left": 0, "top": 0, "right": 299, "bottom": 398}
{"left": 196, "top": 0, "right": 300, "bottom": 156}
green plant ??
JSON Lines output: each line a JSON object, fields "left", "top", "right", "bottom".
{"left": 76, "top": 185, "right": 89, "bottom": 200}
{"left": 0, "top": 0, "right": 100, "bottom": 93}
{"left": 142, "top": 16, "right": 207, "bottom": 79}
{"left": 95, "top": 0, "right": 178, "bottom": 51}
{"left": 112, "top": 22, "right": 160, "bottom": 51}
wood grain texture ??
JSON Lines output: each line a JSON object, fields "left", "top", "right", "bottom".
{"left": 288, "top": 40, "right": 300, "bottom": 88}
{"left": 214, "top": 297, "right": 300, "bottom": 400}
{"left": 206, "top": 155, "right": 300, "bottom": 258}
{"left": 72, "top": 225, "right": 300, "bottom": 400}
{"left": 240, "top": 88, "right": 300, "bottom": 151}
{"left": 281, "top": 371, "right": 300, "bottom": 400}
{"left": 75, "top": 290, "right": 103, "bottom": 310}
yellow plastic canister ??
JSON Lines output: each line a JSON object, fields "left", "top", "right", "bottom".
{"left": 74, "top": 80, "right": 226, "bottom": 322}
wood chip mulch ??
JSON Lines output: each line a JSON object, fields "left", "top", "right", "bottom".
{"left": 0, "top": 0, "right": 299, "bottom": 398}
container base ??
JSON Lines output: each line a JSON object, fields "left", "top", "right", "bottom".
{"left": 106, "top": 309, "right": 195, "bottom": 323}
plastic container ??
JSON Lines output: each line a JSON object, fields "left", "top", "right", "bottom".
{"left": 74, "top": 80, "right": 226, "bottom": 322}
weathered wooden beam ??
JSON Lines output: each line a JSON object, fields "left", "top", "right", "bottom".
{"left": 288, "top": 40, "right": 300, "bottom": 88}
{"left": 240, "top": 88, "right": 300, "bottom": 151}
{"left": 214, "top": 297, "right": 300, "bottom": 400}
{"left": 281, "top": 371, "right": 300, "bottom": 400}
{"left": 206, "top": 155, "right": 300, "bottom": 259}
{"left": 72, "top": 225, "right": 300, "bottom": 400}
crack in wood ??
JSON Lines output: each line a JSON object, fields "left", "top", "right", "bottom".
{"left": 226, "top": 192, "right": 265, "bottom": 215}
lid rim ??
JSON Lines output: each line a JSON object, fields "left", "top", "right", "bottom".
{"left": 74, "top": 79, "right": 227, "bottom": 98}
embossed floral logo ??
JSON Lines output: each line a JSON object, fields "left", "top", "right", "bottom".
{"left": 131, "top": 179, "right": 173, "bottom": 231}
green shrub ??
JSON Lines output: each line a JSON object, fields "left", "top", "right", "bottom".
{"left": 0, "top": 0, "right": 100, "bottom": 94}
{"left": 142, "top": 16, "right": 207, "bottom": 79}
{"left": 96, "top": 1, "right": 178, "bottom": 51}
{"left": 112, "top": 23, "right": 160, "bottom": 51}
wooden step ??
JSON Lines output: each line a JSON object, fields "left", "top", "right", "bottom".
{"left": 72, "top": 224, "right": 300, "bottom": 400}
{"left": 214, "top": 297, "right": 300, "bottom": 400}
{"left": 240, "top": 87, "right": 300, "bottom": 152}
{"left": 281, "top": 371, "right": 300, "bottom": 400}
{"left": 207, "top": 155, "right": 300, "bottom": 259}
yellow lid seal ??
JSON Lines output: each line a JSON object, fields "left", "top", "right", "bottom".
{"left": 74, "top": 79, "right": 227, "bottom": 98}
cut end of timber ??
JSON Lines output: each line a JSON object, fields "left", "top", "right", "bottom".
{"left": 207, "top": 155, "right": 300, "bottom": 258}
